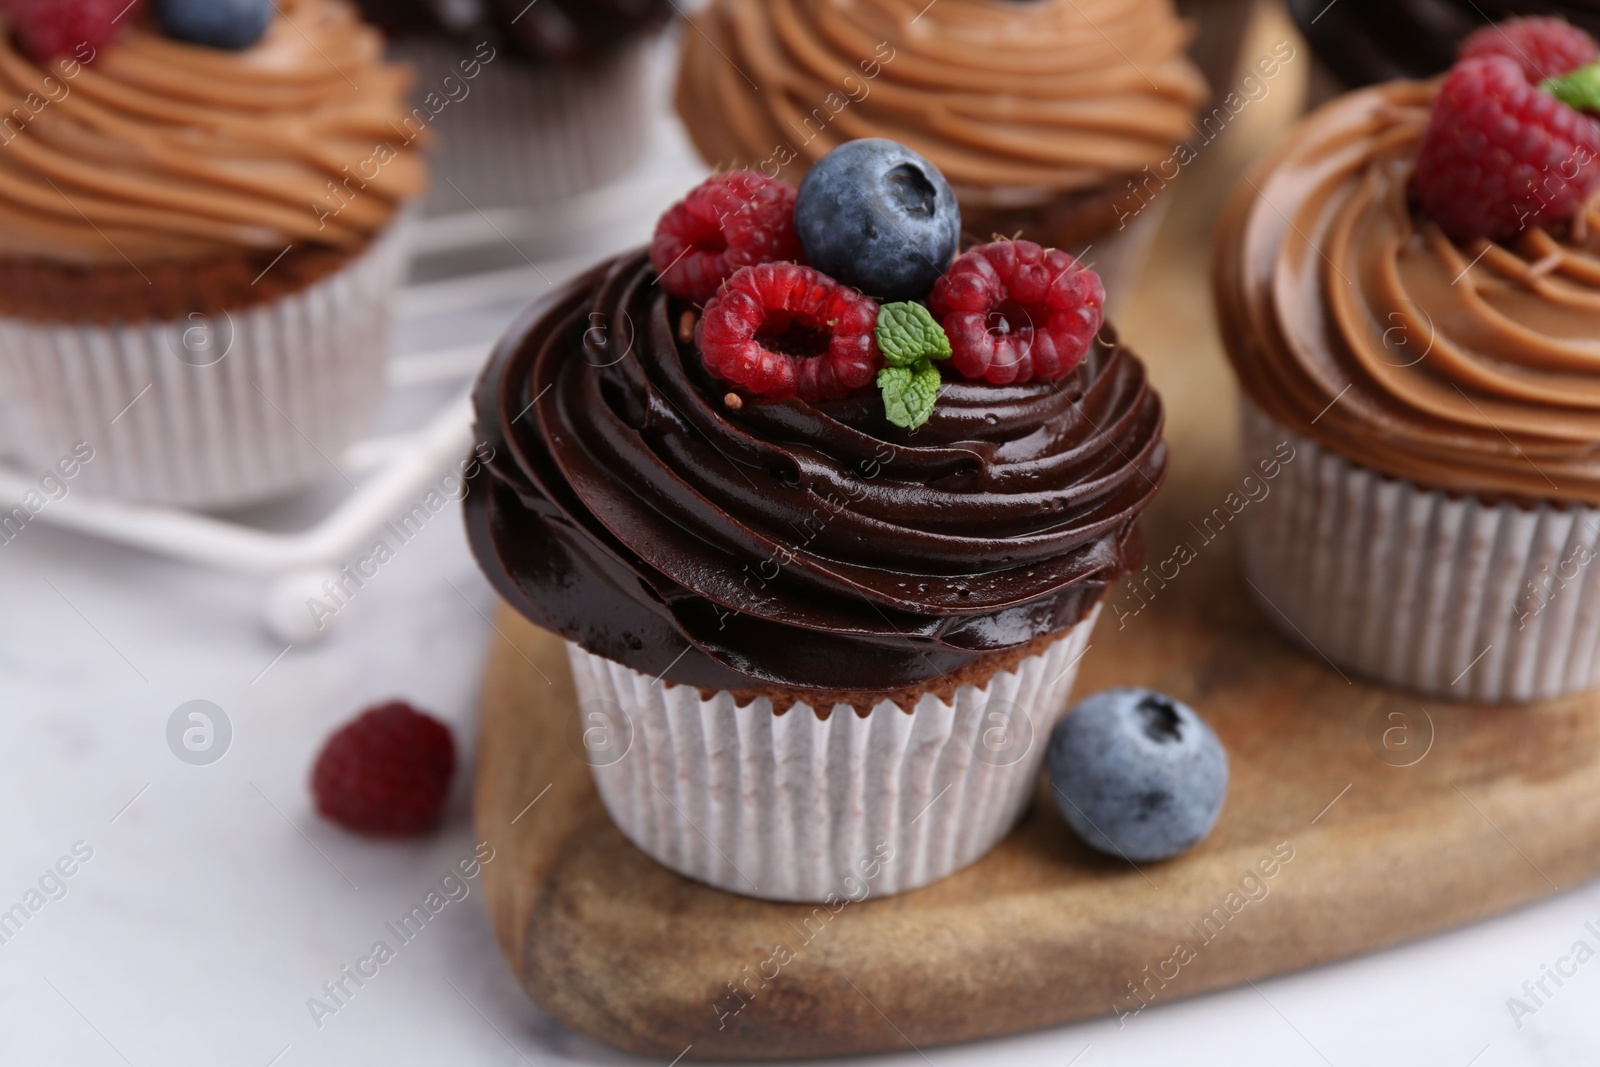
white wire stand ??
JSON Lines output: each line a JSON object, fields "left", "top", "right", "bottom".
{"left": 0, "top": 165, "right": 690, "bottom": 645}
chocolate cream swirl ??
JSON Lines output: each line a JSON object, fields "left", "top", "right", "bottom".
{"left": 1217, "top": 81, "right": 1600, "bottom": 505}
{"left": 675, "top": 0, "right": 1208, "bottom": 199}
{"left": 354, "top": 0, "right": 672, "bottom": 64}
{"left": 467, "top": 250, "right": 1167, "bottom": 692}
{"left": 0, "top": 0, "right": 424, "bottom": 266}
{"left": 1290, "top": 0, "right": 1600, "bottom": 86}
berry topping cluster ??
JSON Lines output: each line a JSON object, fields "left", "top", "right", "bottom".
{"left": 1, "top": 0, "right": 273, "bottom": 62}
{"left": 648, "top": 139, "right": 1106, "bottom": 429}
{"left": 1413, "top": 17, "right": 1600, "bottom": 242}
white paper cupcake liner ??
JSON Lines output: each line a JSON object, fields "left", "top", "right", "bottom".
{"left": 0, "top": 222, "right": 410, "bottom": 510}
{"left": 566, "top": 606, "right": 1100, "bottom": 902}
{"left": 396, "top": 40, "right": 655, "bottom": 214}
{"left": 1239, "top": 402, "right": 1600, "bottom": 703}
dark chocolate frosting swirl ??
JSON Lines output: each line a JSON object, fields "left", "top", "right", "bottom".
{"left": 1291, "top": 0, "right": 1600, "bottom": 85}
{"left": 354, "top": 0, "right": 671, "bottom": 63}
{"left": 465, "top": 250, "right": 1166, "bottom": 692}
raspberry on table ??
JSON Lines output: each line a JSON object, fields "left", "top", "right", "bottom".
{"left": 0, "top": 0, "right": 134, "bottom": 61}
{"left": 1459, "top": 16, "right": 1598, "bottom": 83}
{"left": 929, "top": 240, "right": 1105, "bottom": 385}
{"left": 1412, "top": 55, "right": 1600, "bottom": 243}
{"left": 694, "top": 263, "right": 880, "bottom": 402}
{"left": 311, "top": 701, "right": 456, "bottom": 836}
{"left": 650, "top": 171, "right": 805, "bottom": 306}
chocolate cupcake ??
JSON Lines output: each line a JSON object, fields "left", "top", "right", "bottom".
{"left": 674, "top": 0, "right": 1208, "bottom": 312}
{"left": 353, "top": 0, "right": 673, "bottom": 212}
{"left": 467, "top": 143, "right": 1166, "bottom": 900}
{"left": 1291, "top": 0, "right": 1600, "bottom": 86}
{"left": 0, "top": 0, "right": 422, "bottom": 507}
{"left": 1214, "top": 24, "right": 1600, "bottom": 701}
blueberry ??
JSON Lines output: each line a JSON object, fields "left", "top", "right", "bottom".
{"left": 1047, "top": 688, "right": 1228, "bottom": 863}
{"left": 156, "top": 0, "right": 273, "bottom": 50}
{"left": 794, "top": 139, "right": 961, "bottom": 302}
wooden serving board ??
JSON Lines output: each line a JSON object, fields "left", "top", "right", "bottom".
{"left": 471, "top": 22, "right": 1600, "bottom": 1052}
{"left": 473, "top": 496, "right": 1600, "bottom": 1060}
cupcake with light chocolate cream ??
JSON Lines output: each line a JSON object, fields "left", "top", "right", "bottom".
{"left": 1214, "top": 18, "right": 1600, "bottom": 701}
{"left": 675, "top": 0, "right": 1208, "bottom": 308}
{"left": 0, "top": 0, "right": 424, "bottom": 508}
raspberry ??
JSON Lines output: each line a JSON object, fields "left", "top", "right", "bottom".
{"left": 650, "top": 171, "right": 805, "bottom": 305}
{"left": 695, "top": 263, "right": 880, "bottom": 402}
{"left": 311, "top": 701, "right": 455, "bottom": 836}
{"left": 1460, "top": 17, "right": 1598, "bottom": 83}
{"left": 1412, "top": 56, "right": 1600, "bottom": 242}
{"left": 929, "top": 241, "right": 1105, "bottom": 385}
{"left": 1, "top": 0, "right": 135, "bottom": 62}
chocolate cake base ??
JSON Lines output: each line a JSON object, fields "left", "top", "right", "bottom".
{"left": 0, "top": 239, "right": 373, "bottom": 325}
{"left": 701, "top": 625, "right": 1090, "bottom": 716}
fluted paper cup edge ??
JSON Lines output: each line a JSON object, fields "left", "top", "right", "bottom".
{"left": 566, "top": 606, "right": 1101, "bottom": 901}
{"left": 1238, "top": 401, "right": 1600, "bottom": 703}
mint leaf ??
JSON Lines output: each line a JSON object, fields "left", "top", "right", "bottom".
{"left": 874, "top": 302, "right": 951, "bottom": 429}
{"left": 875, "top": 302, "right": 952, "bottom": 368}
{"left": 1543, "top": 60, "right": 1600, "bottom": 112}
{"left": 878, "top": 361, "right": 943, "bottom": 430}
